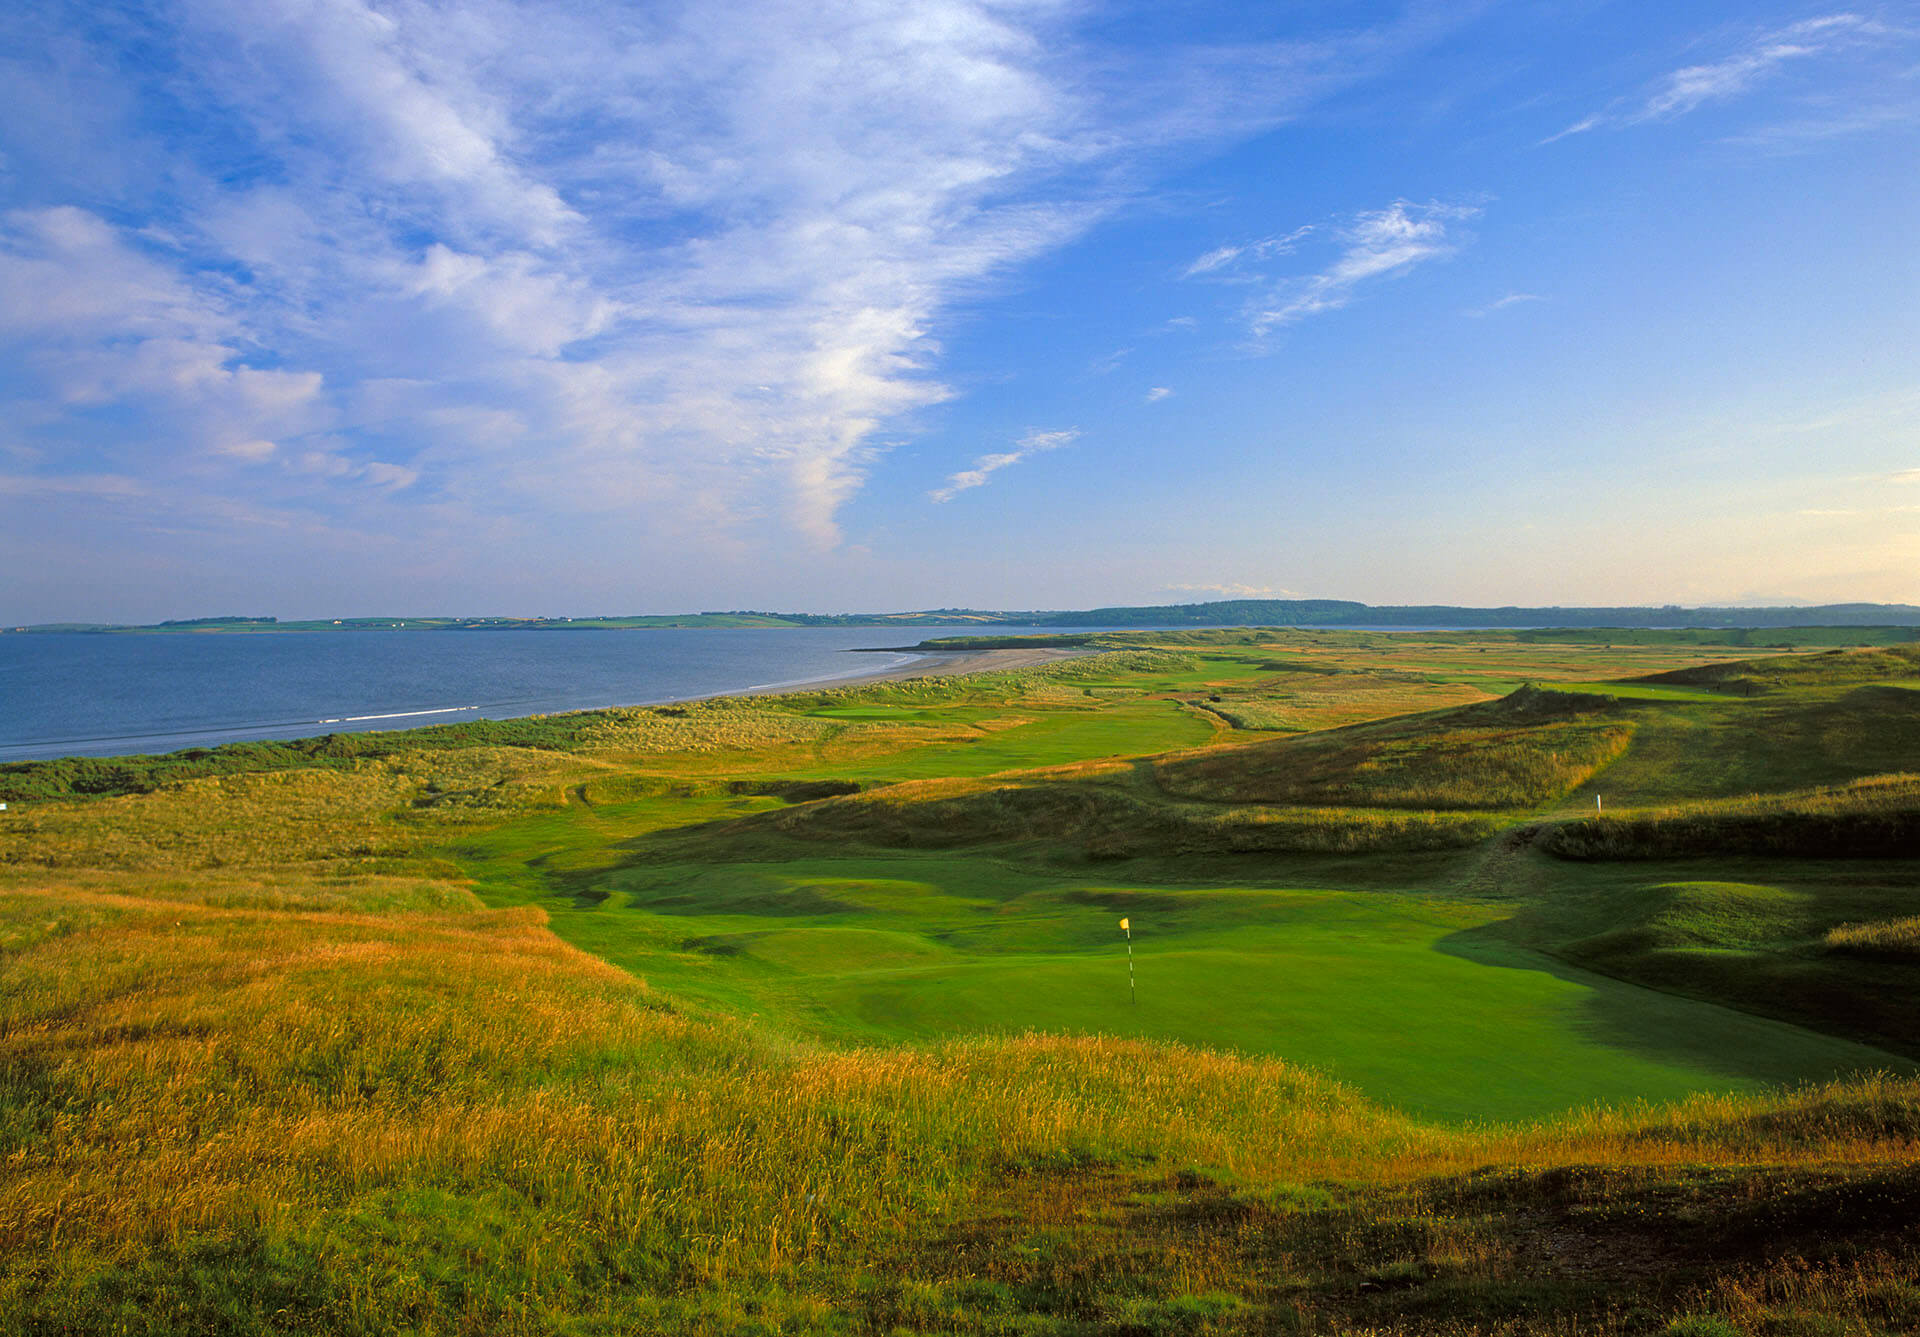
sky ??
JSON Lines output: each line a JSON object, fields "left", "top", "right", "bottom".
{"left": 1, "top": 0, "right": 1916, "bottom": 622}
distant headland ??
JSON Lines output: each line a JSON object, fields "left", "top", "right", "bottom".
{"left": 8, "top": 598, "right": 1920, "bottom": 635}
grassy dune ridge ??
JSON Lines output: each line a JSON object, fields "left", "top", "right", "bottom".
{"left": 4, "top": 629, "right": 1920, "bottom": 1332}
{"left": 1541, "top": 773, "right": 1920, "bottom": 859}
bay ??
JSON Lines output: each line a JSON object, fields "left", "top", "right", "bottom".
{"left": 0, "top": 625, "right": 1106, "bottom": 763}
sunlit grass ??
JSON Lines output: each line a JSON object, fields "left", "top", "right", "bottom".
{"left": 5, "top": 631, "right": 1919, "bottom": 1331}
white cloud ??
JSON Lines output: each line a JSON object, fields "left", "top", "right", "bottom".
{"left": 1466, "top": 292, "right": 1543, "bottom": 318}
{"left": 929, "top": 427, "right": 1078, "bottom": 502}
{"left": 0, "top": 0, "right": 1481, "bottom": 607}
{"left": 1547, "top": 14, "right": 1899, "bottom": 141}
{"left": 1889, "top": 468, "right": 1920, "bottom": 484}
{"left": 1251, "top": 201, "right": 1475, "bottom": 335}
{"left": 1158, "top": 581, "right": 1300, "bottom": 598}
{"left": 1183, "top": 245, "right": 1243, "bottom": 278}
{"left": 0, "top": 207, "right": 327, "bottom": 459}
{"left": 216, "top": 439, "right": 279, "bottom": 462}
{"left": 1145, "top": 386, "right": 1173, "bottom": 403}
{"left": 179, "top": 0, "right": 580, "bottom": 247}
{"left": 1181, "top": 225, "right": 1315, "bottom": 279}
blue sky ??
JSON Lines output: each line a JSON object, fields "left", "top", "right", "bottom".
{"left": 2, "top": 0, "right": 1915, "bottom": 621}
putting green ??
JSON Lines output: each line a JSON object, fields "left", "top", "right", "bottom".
{"left": 515, "top": 855, "right": 1911, "bottom": 1124}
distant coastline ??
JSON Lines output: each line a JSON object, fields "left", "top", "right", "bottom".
{"left": 10, "top": 597, "right": 1920, "bottom": 635}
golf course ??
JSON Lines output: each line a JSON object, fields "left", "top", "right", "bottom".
{"left": 5, "top": 627, "right": 1920, "bottom": 1332}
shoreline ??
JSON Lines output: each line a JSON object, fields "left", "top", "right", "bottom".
{"left": 0, "top": 644, "right": 1104, "bottom": 764}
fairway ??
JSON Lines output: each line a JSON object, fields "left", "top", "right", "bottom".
{"left": 434, "top": 634, "right": 1920, "bottom": 1130}
{"left": 494, "top": 851, "right": 1912, "bottom": 1124}
{"left": 12, "top": 628, "right": 1920, "bottom": 1333}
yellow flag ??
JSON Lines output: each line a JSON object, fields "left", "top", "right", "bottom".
{"left": 1119, "top": 917, "right": 1130, "bottom": 930}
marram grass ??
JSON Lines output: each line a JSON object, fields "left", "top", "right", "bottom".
{"left": 5, "top": 869, "right": 1920, "bottom": 1334}
{"left": 4, "top": 631, "right": 1920, "bottom": 1332}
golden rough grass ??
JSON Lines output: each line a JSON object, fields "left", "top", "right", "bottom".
{"left": 1827, "top": 914, "right": 1920, "bottom": 959}
{"left": 0, "top": 748, "right": 586, "bottom": 870}
{"left": 1211, "top": 675, "right": 1492, "bottom": 735}
{"left": 4, "top": 855, "right": 1919, "bottom": 1330}
{"left": 1157, "top": 718, "right": 1634, "bottom": 812}
{"left": 4, "top": 637, "right": 1916, "bottom": 1330}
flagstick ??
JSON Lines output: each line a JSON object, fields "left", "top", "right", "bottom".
{"left": 1124, "top": 920, "right": 1136, "bottom": 1005}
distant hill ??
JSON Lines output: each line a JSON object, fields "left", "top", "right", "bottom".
{"left": 970, "top": 599, "right": 1920, "bottom": 629}
{"left": 9, "top": 598, "right": 1920, "bottom": 633}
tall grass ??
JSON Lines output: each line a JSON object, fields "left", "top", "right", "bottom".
{"left": 1635, "top": 643, "right": 1920, "bottom": 692}
{"left": 7, "top": 634, "right": 1920, "bottom": 1331}
{"left": 1158, "top": 711, "right": 1634, "bottom": 811}
{"left": 1542, "top": 774, "right": 1920, "bottom": 859}
{"left": 724, "top": 768, "right": 1500, "bottom": 856}
{"left": 5, "top": 868, "right": 1919, "bottom": 1332}
{"left": 1827, "top": 915, "right": 1920, "bottom": 961}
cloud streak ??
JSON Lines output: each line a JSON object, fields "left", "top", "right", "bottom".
{"left": 929, "top": 428, "right": 1079, "bottom": 503}
{"left": 1546, "top": 14, "right": 1898, "bottom": 142}
{"left": 1466, "top": 292, "right": 1543, "bottom": 318}
{"left": 1157, "top": 581, "right": 1302, "bottom": 598}
{"left": 1181, "top": 225, "right": 1315, "bottom": 279}
{"left": 1250, "top": 201, "right": 1476, "bottom": 335}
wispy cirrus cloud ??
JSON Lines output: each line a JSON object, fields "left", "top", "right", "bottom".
{"left": 929, "top": 427, "right": 1078, "bottom": 503}
{"left": 1181, "top": 225, "right": 1315, "bottom": 279}
{"left": 1145, "top": 386, "right": 1173, "bottom": 403}
{"left": 1466, "top": 291, "right": 1543, "bottom": 318}
{"left": 0, "top": 0, "right": 1468, "bottom": 609}
{"left": 1545, "top": 14, "right": 1902, "bottom": 143}
{"left": 1249, "top": 201, "right": 1477, "bottom": 335}
{"left": 1157, "top": 581, "right": 1301, "bottom": 599}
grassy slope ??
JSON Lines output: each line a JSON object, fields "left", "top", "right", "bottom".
{"left": 6, "top": 632, "right": 1920, "bottom": 1332}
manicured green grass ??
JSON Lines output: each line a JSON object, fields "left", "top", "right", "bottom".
{"left": 464, "top": 839, "right": 1913, "bottom": 1123}
{"left": 11, "top": 628, "right": 1920, "bottom": 1333}
{"left": 1496, "top": 855, "right": 1920, "bottom": 1057}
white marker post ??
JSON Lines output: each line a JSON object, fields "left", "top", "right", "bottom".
{"left": 1120, "top": 917, "right": 1135, "bottom": 1005}
{"left": 1596, "top": 794, "right": 1604, "bottom": 812}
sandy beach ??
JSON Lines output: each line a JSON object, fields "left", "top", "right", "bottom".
{"left": 729, "top": 645, "right": 1096, "bottom": 699}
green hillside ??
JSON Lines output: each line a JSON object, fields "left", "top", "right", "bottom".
{"left": 5, "top": 628, "right": 1920, "bottom": 1332}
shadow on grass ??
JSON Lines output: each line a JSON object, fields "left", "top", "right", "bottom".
{"left": 1434, "top": 918, "right": 1917, "bottom": 1091}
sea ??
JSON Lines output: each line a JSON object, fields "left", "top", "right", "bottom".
{"left": 0, "top": 625, "right": 1121, "bottom": 763}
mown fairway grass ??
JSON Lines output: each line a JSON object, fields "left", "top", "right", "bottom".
{"left": 461, "top": 837, "right": 1912, "bottom": 1124}
{"left": 7, "top": 630, "right": 1920, "bottom": 1332}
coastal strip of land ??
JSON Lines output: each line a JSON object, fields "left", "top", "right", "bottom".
{"left": 731, "top": 644, "right": 1097, "bottom": 698}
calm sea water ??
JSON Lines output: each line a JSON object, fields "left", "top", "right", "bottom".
{"left": 0, "top": 625, "right": 1131, "bottom": 763}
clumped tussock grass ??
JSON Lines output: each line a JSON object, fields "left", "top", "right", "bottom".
{"left": 0, "top": 716, "right": 612, "bottom": 803}
{"left": 725, "top": 769, "right": 1498, "bottom": 856}
{"left": 5, "top": 872, "right": 1920, "bottom": 1333}
{"left": 1634, "top": 644, "right": 1920, "bottom": 693}
{"left": 1203, "top": 673, "right": 1492, "bottom": 734}
{"left": 0, "top": 749, "right": 582, "bottom": 870}
{"left": 1158, "top": 689, "right": 1633, "bottom": 811}
{"left": 575, "top": 699, "right": 880, "bottom": 756}
{"left": 1542, "top": 774, "right": 1920, "bottom": 860}
{"left": 1827, "top": 915, "right": 1920, "bottom": 961}
{"left": 7, "top": 632, "right": 1920, "bottom": 1331}
{"left": 1206, "top": 700, "right": 1302, "bottom": 731}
